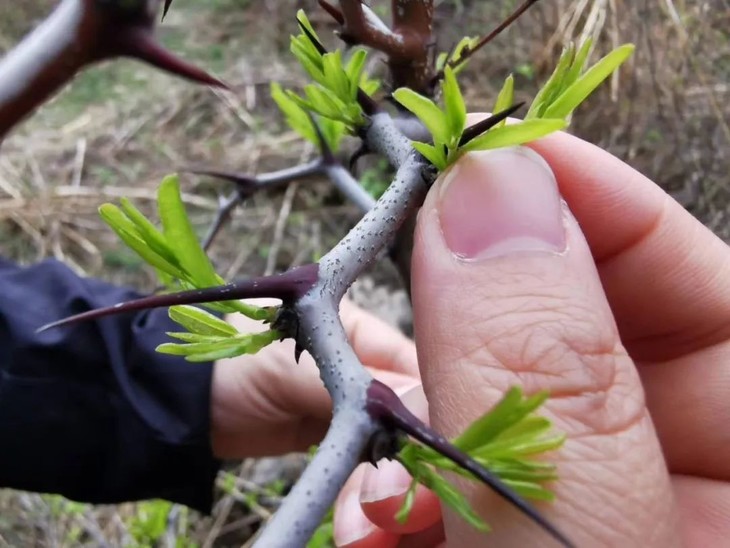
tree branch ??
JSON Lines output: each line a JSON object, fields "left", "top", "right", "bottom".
{"left": 185, "top": 160, "right": 325, "bottom": 249}
{"left": 328, "top": 0, "right": 434, "bottom": 93}
{"left": 253, "top": 111, "right": 432, "bottom": 546}
{"left": 431, "top": 0, "right": 542, "bottom": 86}
{"left": 0, "top": 0, "right": 223, "bottom": 140}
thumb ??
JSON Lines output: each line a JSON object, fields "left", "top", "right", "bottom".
{"left": 411, "top": 147, "right": 677, "bottom": 546}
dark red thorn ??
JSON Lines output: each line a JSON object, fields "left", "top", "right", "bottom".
{"left": 116, "top": 27, "right": 228, "bottom": 88}
{"left": 318, "top": 0, "right": 345, "bottom": 25}
{"left": 366, "top": 380, "right": 575, "bottom": 548}
{"left": 349, "top": 142, "right": 370, "bottom": 172}
{"left": 307, "top": 113, "right": 336, "bottom": 166}
{"left": 458, "top": 103, "right": 525, "bottom": 147}
{"left": 37, "top": 264, "right": 320, "bottom": 333}
{"left": 298, "top": 19, "right": 328, "bottom": 55}
{"left": 162, "top": 0, "right": 174, "bottom": 21}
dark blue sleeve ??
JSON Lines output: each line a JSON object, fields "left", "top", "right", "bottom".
{"left": 0, "top": 258, "right": 220, "bottom": 513}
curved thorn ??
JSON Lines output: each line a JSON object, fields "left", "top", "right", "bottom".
{"left": 458, "top": 103, "right": 525, "bottom": 146}
{"left": 162, "top": 0, "right": 175, "bottom": 21}
{"left": 318, "top": 0, "right": 345, "bottom": 25}
{"left": 307, "top": 113, "right": 336, "bottom": 166}
{"left": 366, "top": 380, "right": 575, "bottom": 548}
{"left": 349, "top": 142, "right": 370, "bottom": 172}
{"left": 116, "top": 27, "right": 227, "bottom": 88}
{"left": 298, "top": 20, "right": 328, "bottom": 55}
{"left": 38, "top": 264, "right": 321, "bottom": 333}
{"left": 202, "top": 191, "right": 244, "bottom": 251}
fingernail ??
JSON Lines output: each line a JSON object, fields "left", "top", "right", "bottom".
{"left": 360, "top": 459, "right": 414, "bottom": 503}
{"left": 336, "top": 490, "right": 377, "bottom": 546}
{"left": 437, "top": 147, "right": 566, "bottom": 260}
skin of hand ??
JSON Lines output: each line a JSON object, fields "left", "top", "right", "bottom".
{"left": 329, "top": 117, "right": 730, "bottom": 547}
{"left": 211, "top": 299, "right": 420, "bottom": 458}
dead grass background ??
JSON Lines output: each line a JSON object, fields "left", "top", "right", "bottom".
{"left": 0, "top": 0, "right": 727, "bottom": 546}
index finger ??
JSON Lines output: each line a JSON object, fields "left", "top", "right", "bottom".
{"left": 524, "top": 126, "right": 730, "bottom": 362}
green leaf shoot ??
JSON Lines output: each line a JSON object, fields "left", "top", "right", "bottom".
{"left": 157, "top": 174, "right": 219, "bottom": 288}
{"left": 392, "top": 88, "right": 450, "bottom": 145}
{"left": 492, "top": 75, "right": 515, "bottom": 128}
{"left": 543, "top": 44, "right": 635, "bottom": 120}
{"left": 460, "top": 119, "right": 567, "bottom": 153}
{"left": 168, "top": 305, "right": 239, "bottom": 337}
{"left": 443, "top": 66, "right": 467, "bottom": 143}
{"left": 395, "top": 386, "right": 564, "bottom": 532}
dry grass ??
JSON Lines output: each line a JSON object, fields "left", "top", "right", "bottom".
{"left": 0, "top": 0, "right": 728, "bottom": 545}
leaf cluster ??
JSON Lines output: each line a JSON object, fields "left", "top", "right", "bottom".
{"left": 394, "top": 66, "right": 565, "bottom": 170}
{"left": 527, "top": 39, "right": 635, "bottom": 121}
{"left": 158, "top": 305, "right": 280, "bottom": 362}
{"left": 394, "top": 40, "right": 634, "bottom": 171}
{"left": 100, "top": 175, "right": 279, "bottom": 362}
{"left": 396, "top": 387, "right": 564, "bottom": 532}
{"left": 274, "top": 10, "right": 379, "bottom": 141}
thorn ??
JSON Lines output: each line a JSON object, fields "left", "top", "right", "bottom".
{"left": 294, "top": 344, "right": 304, "bottom": 364}
{"left": 116, "top": 27, "right": 228, "bottom": 88}
{"left": 307, "top": 113, "right": 336, "bottom": 166}
{"left": 298, "top": 20, "right": 328, "bottom": 55}
{"left": 162, "top": 0, "right": 174, "bottom": 21}
{"left": 458, "top": 102, "right": 525, "bottom": 147}
{"left": 182, "top": 167, "right": 260, "bottom": 195}
{"left": 349, "top": 143, "right": 370, "bottom": 172}
{"left": 318, "top": 0, "right": 345, "bottom": 25}
{"left": 38, "top": 265, "right": 320, "bottom": 332}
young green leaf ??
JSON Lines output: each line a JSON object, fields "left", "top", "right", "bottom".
{"left": 461, "top": 119, "right": 566, "bottom": 153}
{"left": 453, "top": 387, "right": 525, "bottom": 452}
{"left": 157, "top": 175, "right": 219, "bottom": 287}
{"left": 166, "top": 332, "right": 226, "bottom": 344}
{"left": 394, "top": 478, "right": 419, "bottom": 524}
{"left": 526, "top": 44, "right": 576, "bottom": 119}
{"left": 412, "top": 142, "right": 448, "bottom": 170}
{"left": 345, "top": 49, "right": 367, "bottom": 99}
{"left": 543, "top": 44, "right": 635, "bottom": 120}
{"left": 392, "top": 88, "right": 450, "bottom": 145}
{"left": 271, "top": 82, "right": 317, "bottom": 144}
{"left": 442, "top": 66, "right": 467, "bottom": 143}
{"left": 99, "top": 204, "right": 187, "bottom": 279}
{"left": 322, "top": 51, "right": 350, "bottom": 101}
{"left": 168, "top": 305, "right": 239, "bottom": 337}
{"left": 492, "top": 75, "right": 515, "bottom": 128}
{"left": 564, "top": 38, "right": 594, "bottom": 89}
{"left": 415, "top": 464, "right": 490, "bottom": 532}
{"left": 118, "top": 198, "right": 177, "bottom": 265}
{"left": 157, "top": 330, "right": 280, "bottom": 362}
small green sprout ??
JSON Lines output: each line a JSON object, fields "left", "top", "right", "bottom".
{"left": 396, "top": 387, "right": 565, "bottom": 532}
{"left": 281, "top": 11, "right": 380, "bottom": 133}
{"left": 271, "top": 82, "right": 346, "bottom": 151}
{"left": 435, "top": 36, "right": 481, "bottom": 75}
{"left": 527, "top": 39, "right": 635, "bottom": 121}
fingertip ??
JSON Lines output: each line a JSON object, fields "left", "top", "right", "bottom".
{"left": 334, "top": 466, "right": 400, "bottom": 548}
{"left": 360, "top": 479, "right": 442, "bottom": 535}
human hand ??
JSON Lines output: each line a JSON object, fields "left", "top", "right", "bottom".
{"left": 210, "top": 299, "right": 419, "bottom": 458}
{"left": 332, "top": 120, "right": 730, "bottom": 547}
